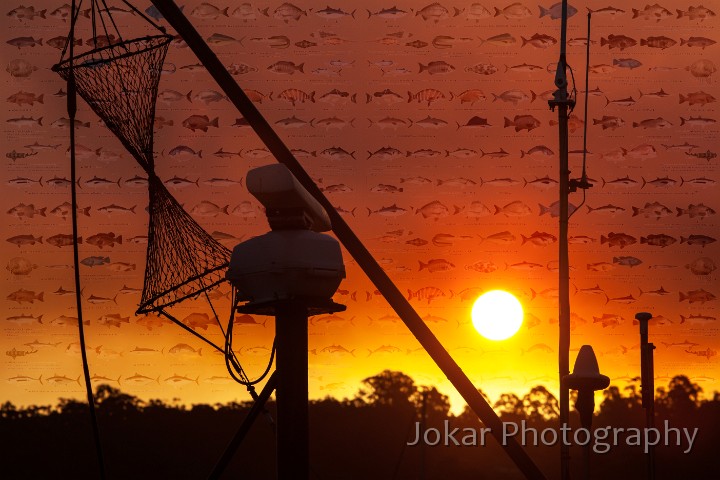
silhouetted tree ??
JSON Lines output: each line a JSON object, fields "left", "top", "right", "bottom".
{"left": 96, "top": 384, "right": 143, "bottom": 417}
{"left": 494, "top": 393, "right": 524, "bottom": 422}
{"left": 17, "top": 404, "right": 51, "bottom": 418}
{"left": 597, "top": 382, "right": 643, "bottom": 427}
{"left": 623, "top": 376, "right": 643, "bottom": 408}
{"left": 413, "top": 387, "right": 450, "bottom": 426}
{"left": 1, "top": 401, "right": 17, "bottom": 419}
{"left": 56, "top": 397, "right": 87, "bottom": 416}
{"left": 656, "top": 375, "right": 702, "bottom": 421}
{"left": 1, "top": 372, "right": 717, "bottom": 479}
{"left": 357, "top": 370, "right": 417, "bottom": 409}
{"left": 522, "top": 386, "right": 559, "bottom": 423}
{"left": 143, "top": 398, "right": 171, "bottom": 414}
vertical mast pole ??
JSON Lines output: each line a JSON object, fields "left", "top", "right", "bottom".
{"left": 275, "top": 302, "right": 310, "bottom": 480}
{"left": 636, "top": 312, "right": 656, "bottom": 480}
{"left": 547, "top": 1, "right": 574, "bottom": 479}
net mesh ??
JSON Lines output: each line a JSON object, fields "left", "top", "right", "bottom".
{"left": 53, "top": 34, "right": 232, "bottom": 314}
{"left": 53, "top": 35, "right": 171, "bottom": 171}
{"left": 140, "top": 176, "right": 231, "bottom": 313}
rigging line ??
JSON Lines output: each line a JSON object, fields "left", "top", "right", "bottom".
{"left": 156, "top": 309, "right": 225, "bottom": 353}
{"left": 59, "top": 0, "right": 84, "bottom": 64}
{"left": 216, "top": 286, "right": 252, "bottom": 385}
{"left": 580, "top": 12, "right": 592, "bottom": 180}
{"left": 97, "top": 0, "right": 126, "bottom": 48}
{"left": 90, "top": 0, "right": 97, "bottom": 49}
{"left": 223, "top": 300, "right": 256, "bottom": 388}
{"left": 92, "top": 0, "right": 115, "bottom": 56}
{"left": 566, "top": 65, "right": 577, "bottom": 116}
{"left": 571, "top": 189, "right": 588, "bottom": 220}
{"left": 203, "top": 285, "right": 231, "bottom": 338}
{"left": 569, "top": 13, "right": 592, "bottom": 220}
{"left": 224, "top": 294, "right": 255, "bottom": 385}
{"left": 68, "top": 0, "right": 106, "bottom": 477}
{"left": 222, "top": 289, "right": 275, "bottom": 387}
{"left": 218, "top": 296, "right": 277, "bottom": 436}
{"left": 226, "top": 286, "right": 251, "bottom": 380}
{"left": 225, "top": 334, "right": 257, "bottom": 386}
{"left": 245, "top": 338, "right": 276, "bottom": 385}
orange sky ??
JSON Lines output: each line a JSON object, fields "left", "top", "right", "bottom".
{"left": 2, "top": 0, "right": 718, "bottom": 413}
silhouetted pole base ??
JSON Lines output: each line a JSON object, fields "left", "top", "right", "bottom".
{"left": 576, "top": 390, "right": 594, "bottom": 480}
{"left": 276, "top": 301, "right": 309, "bottom": 480}
{"left": 636, "top": 312, "right": 656, "bottom": 480}
{"left": 238, "top": 299, "right": 344, "bottom": 480}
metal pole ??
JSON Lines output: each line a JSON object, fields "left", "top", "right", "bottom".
{"left": 148, "top": 2, "right": 546, "bottom": 478}
{"left": 576, "top": 390, "right": 593, "bottom": 480}
{"left": 275, "top": 302, "right": 309, "bottom": 480}
{"left": 209, "top": 372, "right": 278, "bottom": 479}
{"left": 636, "top": 312, "right": 656, "bottom": 480}
{"left": 565, "top": 345, "right": 608, "bottom": 480}
{"left": 420, "top": 389, "right": 428, "bottom": 480}
{"left": 548, "top": 2, "right": 574, "bottom": 479}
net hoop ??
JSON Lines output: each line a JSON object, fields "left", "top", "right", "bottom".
{"left": 52, "top": 34, "right": 173, "bottom": 75}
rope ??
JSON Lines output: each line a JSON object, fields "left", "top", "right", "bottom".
{"left": 223, "top": 287, "right": 276, "bottom": 389}
{"left": 67, "top": 0, "right": 106, "bottom": 476}
{"left": 569, "top": 12, "right": 593, "bottom": 220}
{"left": 59, "top": 0, "right": 84, "bottom": 62}
{"left": 98, "top": 0, "right": 126, "bottom": 46}
{"left": 203, "top": 288, "right": 252, "bottom": 387}
{"left": 157, "top": 309, "right": 225, "bottom": 353}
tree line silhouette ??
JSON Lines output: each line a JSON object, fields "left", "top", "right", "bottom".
{"left": 1, "top": 371, "right": 718, "bottom": 479}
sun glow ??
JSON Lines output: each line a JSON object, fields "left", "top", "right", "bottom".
{"left": 471, "top": 290, "right": 524, "bottom": 341}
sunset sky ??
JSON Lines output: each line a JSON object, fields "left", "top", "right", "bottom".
{"left": 2, "top": 0, "right": 718, "bottom": 414}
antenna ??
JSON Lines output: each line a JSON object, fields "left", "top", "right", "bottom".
{"left": 570, "top": 12, "right": 594, "bottom": 194}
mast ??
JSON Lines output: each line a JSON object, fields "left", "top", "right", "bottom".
{"left": 547, "top": 1, "right": 574, "bottom": 479}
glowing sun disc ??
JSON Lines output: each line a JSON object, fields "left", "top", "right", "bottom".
{"left": 471, "top": 290, "right": 524, "bottom": 340}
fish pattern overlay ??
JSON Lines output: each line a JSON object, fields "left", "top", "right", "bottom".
{"left": 2, "top": 0, "right": 718, "bottom": 410}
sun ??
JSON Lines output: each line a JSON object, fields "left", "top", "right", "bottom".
{"left": 471, "top": 290, "right": 524, "bottom": 341}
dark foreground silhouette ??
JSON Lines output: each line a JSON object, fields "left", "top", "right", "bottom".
{"left": 1, "top": 371, "right": 718, "bottom": 479}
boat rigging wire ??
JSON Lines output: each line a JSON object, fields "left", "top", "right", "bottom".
{"left": 66, "top": 0, "right": 107, "bottom": 477}
{"left": 569, "top": 12, "right": 593, "bottom": 220}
